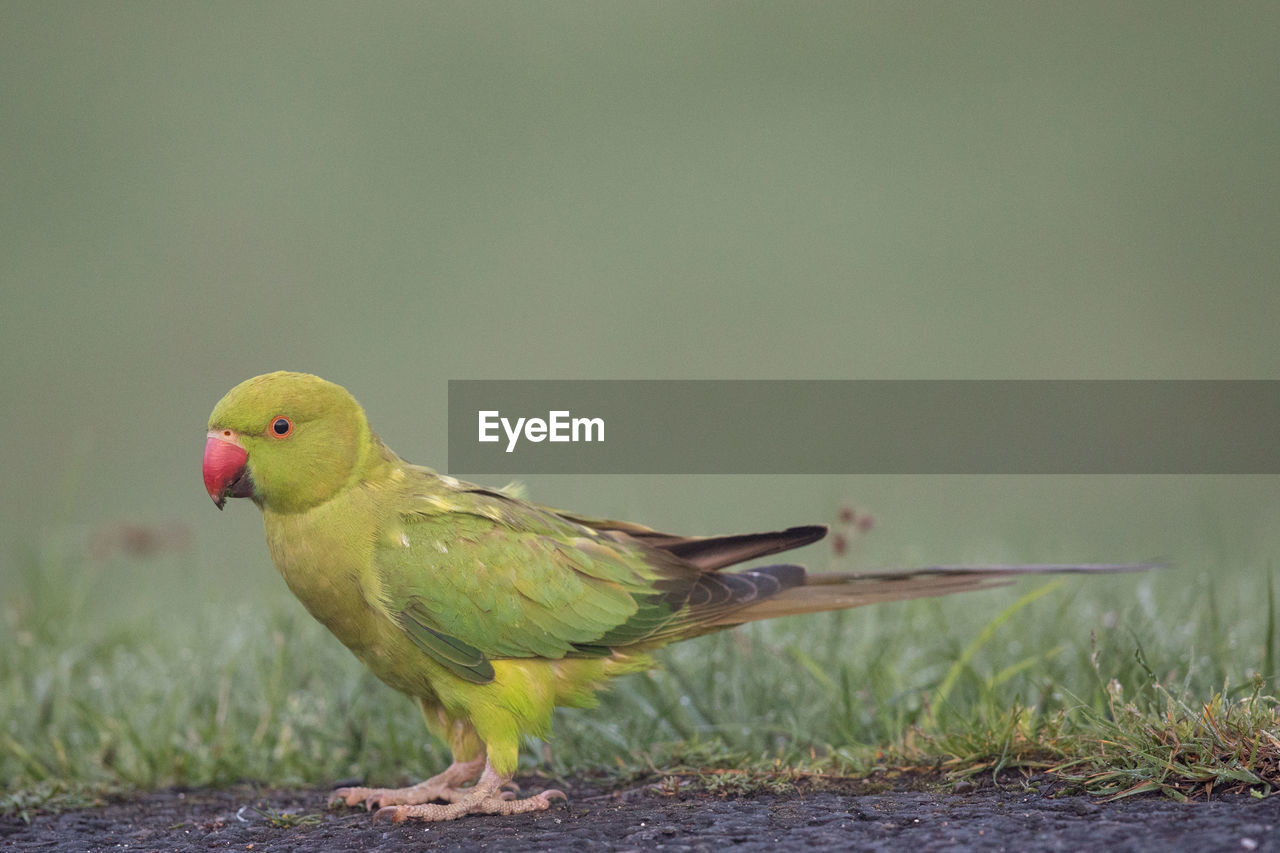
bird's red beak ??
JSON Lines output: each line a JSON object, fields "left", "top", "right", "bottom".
{"left": 203, "top": 431, "right": 252, "bottom": 509}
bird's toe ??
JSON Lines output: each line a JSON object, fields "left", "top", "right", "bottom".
{"left": 327, "top": 787, "right": 370, "bottom": 809}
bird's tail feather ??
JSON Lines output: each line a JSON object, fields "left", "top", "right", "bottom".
{"left": 705, "top": 563, "right": 1155, "bottom": 627}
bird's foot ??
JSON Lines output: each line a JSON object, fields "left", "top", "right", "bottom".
{"left": 371, "top": 787, "right": 566, "bottom": 823}
{"left": 328, "top": 756, "right": 485, "bottom": 810}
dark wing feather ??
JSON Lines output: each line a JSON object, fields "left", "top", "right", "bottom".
{"left": 559, "top": 514, "right": 827, "bottom": 571}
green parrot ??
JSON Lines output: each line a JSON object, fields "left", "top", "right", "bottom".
{"left": 203, "top": 371, "right": 1147, "bottom": 822}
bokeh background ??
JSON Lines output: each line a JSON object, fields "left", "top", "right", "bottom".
{"left": 3, "top": 3, "right": 1278, "bottom": 640}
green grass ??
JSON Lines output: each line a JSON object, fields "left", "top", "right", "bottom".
{"left": 2, "top": 531, "right": 1277, "bottom": 815}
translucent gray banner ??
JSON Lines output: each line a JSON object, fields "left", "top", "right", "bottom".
{"left": 446, "top": 380, "right": 1280, "bottom": 474}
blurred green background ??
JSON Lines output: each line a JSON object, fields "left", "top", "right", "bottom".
{"left": 3, "top": 3, "right": 1278, "bottom": 633}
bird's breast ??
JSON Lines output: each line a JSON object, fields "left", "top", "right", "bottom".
{"left": 262, "top": 503, "right": 386, "bottom": 654}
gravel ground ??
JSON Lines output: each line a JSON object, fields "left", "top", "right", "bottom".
{"left": 4, "top": 777, "right": 1278, "bottom": 852}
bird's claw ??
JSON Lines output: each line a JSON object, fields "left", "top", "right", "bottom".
{"left": 371, "top": 805, "right": 406, "bottom": 824}
{"left": 363, "top": 787, "right": 568, "bottom": 821}
{"left": 327, "top": 764, "right": 562, "bottom": 821}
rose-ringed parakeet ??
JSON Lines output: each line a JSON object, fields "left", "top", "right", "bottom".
{"left": 203, "top": 371, "right": 1148, "bottom": 822}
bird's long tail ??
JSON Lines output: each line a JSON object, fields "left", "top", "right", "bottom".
{"left": 702, "top": 563, "right": 1155, "bottom": 628}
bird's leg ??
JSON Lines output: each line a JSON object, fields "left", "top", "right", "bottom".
{"left": 372, "top": 760, "right": 566, "bottom": 823}
{"left": 328, "top": 754, "right": 486, "bottom": 810}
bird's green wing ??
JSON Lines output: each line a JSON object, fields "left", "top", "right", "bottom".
{"left": 374, "top": 478, "right": 698, "bottom": 683}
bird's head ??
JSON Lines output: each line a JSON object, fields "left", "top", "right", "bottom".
{"left": 203, "top": 371, "right": 373, "bottom": 514}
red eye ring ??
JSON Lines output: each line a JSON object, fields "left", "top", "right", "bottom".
{"left": 269, "top": 416, "right": 293, "bottom": 438}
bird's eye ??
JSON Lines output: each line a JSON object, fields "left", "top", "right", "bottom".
{"left": 270, "top": 416, "right": 293, "bottom": 438}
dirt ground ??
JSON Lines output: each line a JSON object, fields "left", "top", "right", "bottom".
{"left": 3, "top": 775, "right": 1278, "bottom": 852}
